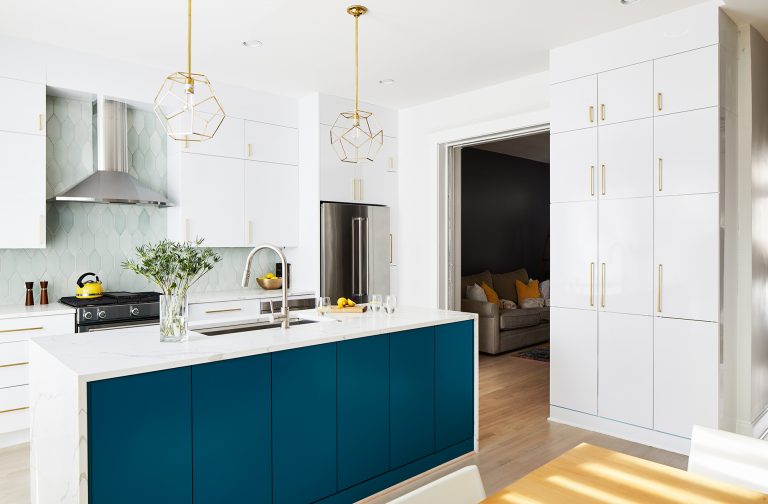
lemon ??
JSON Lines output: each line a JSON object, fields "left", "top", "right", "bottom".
{"left": 265, "top": 273, "right": 276, "bottom": 279}
{"left": 337, "top": 297, "right": 347, "bottom": 308}
{"left": 347, "top": 299, "right": 356, "bottom": 307}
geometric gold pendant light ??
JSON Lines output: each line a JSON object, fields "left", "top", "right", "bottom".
{"left": 153, "top": 0, "right": 226, "bottom": 143}
{"left": 330, "top": 5, "right": 384, "bottom": 163}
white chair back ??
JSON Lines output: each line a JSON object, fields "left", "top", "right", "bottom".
{"left": 688, "top": 424, "right": 768, "bottom": 493}
{"left": 386, "top": 465, "right": 486, "bottom": 504}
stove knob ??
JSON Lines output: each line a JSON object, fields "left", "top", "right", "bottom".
{"left": 130, "top": 307, "right": 140, "bottom": 316}
{"left": 97, "top": 310, "right": 107, "bottom": 320}
{"left": 83, "top": 311, "right": 93, "bottom": 320}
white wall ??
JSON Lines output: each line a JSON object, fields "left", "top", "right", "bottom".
{"left": 398, "top": 72, "right": 549, "bottom": 308}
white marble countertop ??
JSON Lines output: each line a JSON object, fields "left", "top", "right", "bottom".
{"left": 30, "top": 307, "right": 475, "bottom": 382}
{"left": 188, "top": 287, "right": 315, "bottom": 304}
{"left": 0, "top": 302, "right": 75, "bottom": 320}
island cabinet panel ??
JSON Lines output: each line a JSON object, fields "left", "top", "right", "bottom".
{"left": 272, "top": 343, "right": 338, "bottom": 504}
{"left": 435, "top": 320, "right": 475, "bottom": 450}
{"left": 390, "top": 326, "right": 435, "bottom": 468}
{"left": 337, "top": 335, "right": 390, "bottom": 490}
{"left": 191, "top": 354, "right": 271, "bottom": 504}
{"left": 87, "top": 367, "right": 192, "bottom": 504}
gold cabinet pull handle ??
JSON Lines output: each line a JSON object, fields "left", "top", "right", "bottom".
{"left": 0, "top": 361, "right": 28, "bottom": 369}
{"left": 589, "top": 105, "right": 595, "bottom": 123}
{"left": 589, "top": 262, "right": 594, "bottom": 307}
{"left": 657, "top": 264, "right": 663, "bottom": 312}
{"left": 600, "top": 263, "right": 606, "bottom": 308}
{"left": 246, "top": 220, "right": 252, "bottom": 244}
{"left": 39, "top": 113, "right": 43, "bottom": 131}
{"left": 657, "top": 92, "right": 663, "bottom": 111}
{"left": 204, "top": 308, "right": 243, "bottom": 314}
{"left": 389, "top": 234, "right": 393, "bottom": 264}
{"left": 590, "top": 165, "right": 594, "bottom": 196}
{"left": 658, "top": 158, "right": 663, "bottom": 191}
{"left": 600, "top": 104, "right": 606, "bottom": 121}
{"left": 184, "top": 218, "right": 190, "bottom": 242}
{"left": 0, "top": 326, "right": 43, "bottom": 334}
{"left": 601, "top": 164, "right": 606, "bottom": 195}
{"left": 0, "top": 406, "right": 29, "bottom": 415}
{"left": 248, "top": 143, "right": 252, "bottom": 157}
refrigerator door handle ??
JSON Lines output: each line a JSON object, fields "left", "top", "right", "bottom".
{"left": 352, "top": 217, "right": 364, "bottom": 296}
{"left": 363, "top": 217, "right": 370, "bottom": 297}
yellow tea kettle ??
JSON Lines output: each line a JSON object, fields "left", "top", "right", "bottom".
{"left": 75, "top": 272, "right": 103, "bottom": 299}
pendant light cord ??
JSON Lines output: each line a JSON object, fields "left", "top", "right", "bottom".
{"left": 354, "top": 12, "right": 359, "bottom": 124}
{"left": 187, "top": 0, "right": 193, "bottom": 81}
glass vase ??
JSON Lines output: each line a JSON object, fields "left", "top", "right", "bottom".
{"left": 160, "top": 293, "right": 188, "bottom": 342}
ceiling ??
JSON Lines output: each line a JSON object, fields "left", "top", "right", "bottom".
{"left": 0, "top": 0, "right": 765, "bottom": 109}
{"left": 471, "top": 133, "right": 551, "bottom": 164}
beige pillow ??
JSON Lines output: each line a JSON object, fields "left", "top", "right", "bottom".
{"left": 491, "top": 269, "right": 529, "bottom": 304}
{"left": 461, "top": 271, "right": 493, "bottom": 298}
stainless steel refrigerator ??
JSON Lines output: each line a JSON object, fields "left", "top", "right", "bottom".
{"left": 321, "top": 202, "right": 390, "bottom": 304}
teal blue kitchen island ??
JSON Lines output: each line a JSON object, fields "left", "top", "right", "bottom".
{"left": 29, "top": 308, "right": 477, "bottom": 504}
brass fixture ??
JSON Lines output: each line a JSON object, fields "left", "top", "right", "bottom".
{"left": 153, "top": 0, "right": 225, "bottom": 142}
{"left": 330, "top": 5, "right": 384, "bottom": 163}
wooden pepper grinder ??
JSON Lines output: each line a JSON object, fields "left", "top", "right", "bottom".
{"left": 40, "top": 281, "right": 49, "bottom": 305}
{"left": 24, "top": 282, "right": 34, "bottom": 306}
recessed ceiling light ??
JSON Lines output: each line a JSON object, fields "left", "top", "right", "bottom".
{"left": 620, "top": 0, "right": 641, "bottom": 4}
{"left": 242, "top": 40, "right": 263, "bottom": 48}
{"left": 379, "top": 78, "right": 396, "bottom": 85}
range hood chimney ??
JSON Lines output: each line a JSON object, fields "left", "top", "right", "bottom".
{"left": 52, "top": 96, "right": 172, "bottom": 207}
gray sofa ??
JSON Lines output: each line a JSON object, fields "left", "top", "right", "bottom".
{"left": 460, "top": 269, "right": 549, "bottom": 355}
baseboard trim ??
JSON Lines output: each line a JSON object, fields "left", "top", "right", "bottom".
{"left": 549, "top": 406, "right": 690, "bottom": 455}
{"left": 0, "top": 429, "right": 28, "bottom": 450}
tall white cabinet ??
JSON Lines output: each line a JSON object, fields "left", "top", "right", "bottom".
{"left": 549, "top": 3, "right": 736, "bottom": 454}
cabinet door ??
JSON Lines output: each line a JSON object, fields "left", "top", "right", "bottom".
{"left": 88, "top": 368, "right": 192, "bottom": 504}
{"left": 654, "top": 107, "right": 719, "bottom": 196}
{"left": 390, "top": 327, "right": 435, "bottom": 468}
{"left": 598, "top": 198, "right": 653, "bottom": 316}
{"left": 550, "top": 201, "right": 597, "bottom": 310}
{"left": 184, "top": 116, "right": 245, "bottom": 158}
{"left": 0, "top": 78, "right": 45, "bottom": 135}
{"left": 654, "top": 194, "right": 719, "bottom": 322}
{"left": 320, "top": 124, "right": 357, "bottom": 203}
{"left": 245, "top": 120, "right": 298, "bottom": 165}
{"left": 551, "top": 74, "right": 597, "bottom": 134}
{"left": 435, "top": 320, "right": 474, "bottom": 451}
{"left": 550, "top": 307, "right": 597, "bottom": 414}
{"left": 597, "top": 61, "right": 653, "bottom": 126}
{"left": 181, "top": 153, "right": 244, "bottom": 247}
{"left": 598, "top": 312, "right": 653, "bottom": 428}
{"left": 550, "top": 128, "right": 597, "bottom": 203}
{"left": 0, "top": 132, "right": 45, "bottom": 248}
{"left": 192, "top": 355, "right": 271, "bottom": 504}
{"left": 244, "top": 161, "right": 299, "bottom": 247}
{"left": 597, "top": 118, "right": 653, "bottom": 199}
{"left": 338, "top": 335, "right": 389, "bottom": 490}
{"left": 654, "top": 317, "right": 718, "bottom": 438}
{"left": 654, "top": 45, "right": 719, "bottom": 116}
{"left": 272, "top": 343, "right": 337, "bottom": 504}
{"left": 361, "top": 136, "right": 397, "bottom": 206}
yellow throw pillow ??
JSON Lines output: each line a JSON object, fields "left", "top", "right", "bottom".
{"left": 480, "top": 282, "right": 500, "bottom": 305}
{"left": 515, "top": 279, "right": 541, "bottom": 303}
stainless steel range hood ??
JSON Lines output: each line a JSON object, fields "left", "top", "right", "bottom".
{"left": 51, "top": 97, "right": 172, "bottom": 207}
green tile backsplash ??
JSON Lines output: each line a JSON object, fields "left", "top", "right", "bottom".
{"left": 0, "top": 96, "right": 276, "bottom": 305}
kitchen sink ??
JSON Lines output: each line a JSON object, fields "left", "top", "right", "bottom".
{"left": 198, "top": 318, "right": 318, "bottom": 336}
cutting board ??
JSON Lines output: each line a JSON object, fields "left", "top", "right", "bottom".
{"left": 327, "top": 305, "right": 368, "bottom": 313}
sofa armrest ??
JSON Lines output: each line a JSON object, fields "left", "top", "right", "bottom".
{"left": 461, "top": 299, "right": 499, "bottom": 318}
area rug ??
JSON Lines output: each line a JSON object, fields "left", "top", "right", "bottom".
{"left": 511, "top": 342, "right": 549, "bottom": 362}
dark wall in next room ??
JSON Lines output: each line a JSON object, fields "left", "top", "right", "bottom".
{"left": 461, "top": 148, "right": 550, "bottom": 281}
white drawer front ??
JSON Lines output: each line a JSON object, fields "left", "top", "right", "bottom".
{"left": 0, "top": 314, "right": 74, "bottom": 344}
{"left": 0, "top": 364, "right": 27, "bottom": 389}
{"left": 0, "top": 341, "right": 28, "bottom": 366}
{"left": 0, "top": 385, "right": 28, "bottom": 412}
{"left": 188, "top": 299, "right": 261, "bottom": 324}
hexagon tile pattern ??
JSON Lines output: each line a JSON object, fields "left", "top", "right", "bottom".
{"left": 0, "top": 96, "right": 277, "bottom": 305}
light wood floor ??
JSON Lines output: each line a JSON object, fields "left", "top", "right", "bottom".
{"left": 0, "top": 352, "right": 686, "bottom": 504}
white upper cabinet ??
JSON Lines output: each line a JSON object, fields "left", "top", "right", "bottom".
{"left": 184, "top": 116, "right": 245, "bottom": 159}
{"left": 654, "top": 193, "right": 719, "bottom": 322}
{"left": 654, "top": 45, "right": 719, "bottom": 116}
{"left": 0, "top": 132, "right": 45, "bottom": 248}
{"left": 597, "top": 61, "right": 653, "bottom": 126}
{"left": 178, "top": 154, "right": 245, "bottom": 247}
{"left": 0, "top": 78, "right": 46, "bottom": 136}
{"left": 550, "top": 201, "right": 597, "bottom": 311}
{"left": 598, "top": 312, "right": 653, "bottom": 428}
{"left": 244, "top": 161, "right": 299, "bottom": 247}
{"left": 598, "top": 198, "right": 653, "bottom": 316}
{"left": 550, "top": 128, "right": 597, "bottom": 203}
{"left": 320, "top": 124, "right": 357, "bottom": 203}
{"left": 360, "top": 136, "right": 397, "bottom": 206}
{"left": 654, "top": 107, "right": 719, "bottom": 196}
{"left": 654, "top": 317, "right": 719, "bottom": 438}
{"left": 550, "top": 307, "right": 597, "bottom": 415}
{"left": 597, "top": 118, "right": 653, "bottom": 199}
{"left": 244, "top": 121, "right": 298, "bottom": 165}
{"left": 550, "top": 75, "right": 597, "bottom": 134}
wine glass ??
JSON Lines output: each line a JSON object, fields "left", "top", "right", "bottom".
{"left": 385, "top": 295, "right": 397, "bottom": 315}
{"left": 317, "top": 296, "right": 331, "bottom": 315}
{"left": 370, "top": 294, "right": 382, "bottom": 313}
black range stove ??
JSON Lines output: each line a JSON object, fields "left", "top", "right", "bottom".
{"left": 60, "top": 292, "right": 161, "bottom": 332}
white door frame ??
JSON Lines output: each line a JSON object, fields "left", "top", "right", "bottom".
{"left": 433, "top": 111, "right": 550, "bottom": 310}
